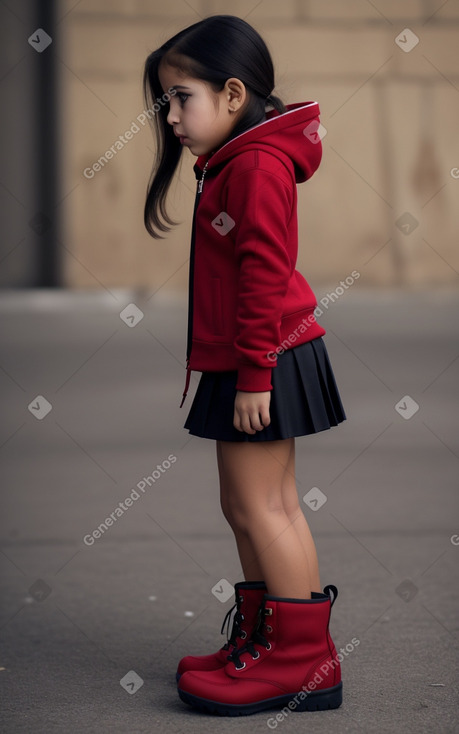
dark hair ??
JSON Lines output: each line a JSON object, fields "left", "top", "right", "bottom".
{"left": 142, "top": 15, "right": 286, "bottom": 238}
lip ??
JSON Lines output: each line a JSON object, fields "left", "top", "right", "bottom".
{"left": 175, "top": 132, "right": 190, "bottom": 145}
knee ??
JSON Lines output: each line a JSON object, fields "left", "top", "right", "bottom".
{"left": 220, "top": 495, "right": 233, "bottom": 526}
{"left": 282, "top": 488, "right": 302, "bottom": 523}
{"left": 220, "top": 491, "right": 241, "bottom": 530}
{"left": 220, "top": 496, "right": 247, "bottom": 533}
{"left": 284, "top": 499, "right": 302, "bottom": 523}
{"left": 222, "top": 494, "right": 286, "bottom": 534}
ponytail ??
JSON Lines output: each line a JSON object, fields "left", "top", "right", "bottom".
{"left": 266, "top": 93, "right": 286, "bottom": 114}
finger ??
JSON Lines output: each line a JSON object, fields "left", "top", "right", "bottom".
{"left": 233, "top": 408, "right": 243, "bottom": 432}
{"left": 242, "top": 413, "right": 256, "bottom": 434}
{"left": 249, "top": 410, "right": 265, "bottom": 432}
{"left": 260, "top": 407, "right": 271, "bottom": 428}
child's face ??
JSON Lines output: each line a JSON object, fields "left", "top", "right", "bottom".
{"left": 158, "top": 61, "right": 245, "bottom": 157}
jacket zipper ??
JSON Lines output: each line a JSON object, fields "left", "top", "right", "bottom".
{"left": 180, "top": 159, "right": 209, "bottom": 408}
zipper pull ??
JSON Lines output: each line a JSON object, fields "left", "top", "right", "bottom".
{"left": 198, "top": 159, "right": 209, "bottom": 194}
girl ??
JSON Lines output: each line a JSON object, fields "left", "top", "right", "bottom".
{"left": 143, "top": 15, "right": 346, "bottom": 717}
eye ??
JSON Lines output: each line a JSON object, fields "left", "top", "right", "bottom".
{"left": 178, "top": 93, "right": 189, "bottom": 106}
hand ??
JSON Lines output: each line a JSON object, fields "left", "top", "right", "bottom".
{"left": 233, "top": 390, "right": 271, "bottom": 434}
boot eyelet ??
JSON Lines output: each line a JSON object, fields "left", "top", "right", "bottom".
{"left": 266, "top": 625, "right": 273, "bottom": 633}
{"left": 240, "top": 630, "right": 247, "bottom": 639}
{"left": 252, "top": 651, "right": 260, "bottom": 660}
{"left": 265, "top": 642, "right": 272, "bottom": 651}
{"left": 235, "top": 661, "right": 246, "bottom": 671}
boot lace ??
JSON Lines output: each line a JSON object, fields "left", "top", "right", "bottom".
{"left": 220, "top": 597, "right": 246, "bottom": 651}
{"left": 227, "top": 606, "right": 272, "bottom": 670}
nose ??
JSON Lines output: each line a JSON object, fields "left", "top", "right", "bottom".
{"left": 167, "top": 100, "right": 180, "bottom": 126}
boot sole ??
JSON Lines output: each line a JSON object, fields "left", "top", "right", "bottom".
{"left": 177, "top": 681, "right": 342, "bottom": 716}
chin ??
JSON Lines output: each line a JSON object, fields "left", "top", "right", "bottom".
{"left": 188, "top": 145, "right": 205, "bottom": 156}
{"left": 191, "top": 142, "right": 214, "bottom": 155}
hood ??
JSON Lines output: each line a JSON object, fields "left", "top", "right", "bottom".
{"left": 194, "top": 101, "right": 322, "bottom": 184}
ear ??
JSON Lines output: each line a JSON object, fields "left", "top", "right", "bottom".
{"left": 224, "top": 78, "right": 246, "bottom": 112}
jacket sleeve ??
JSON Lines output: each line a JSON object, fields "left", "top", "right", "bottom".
{"left": 224, "top": 160, "right": 294, "bottom": 392}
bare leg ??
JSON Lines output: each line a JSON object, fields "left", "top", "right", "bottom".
{"left": 280, "top": 438, "right": 321, "bottom": 592}
{"left": 217, "top": 438, "right": 312, "bottom": 599}
{"left": 217, "top": 440, "right": 264, "bottom": 581}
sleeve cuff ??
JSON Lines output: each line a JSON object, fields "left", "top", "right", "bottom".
{"left": 235, "top": 363, "right": 273, "bottom": 392}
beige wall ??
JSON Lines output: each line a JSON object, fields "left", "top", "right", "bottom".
{"left": 60, "top": 0, "right": 459, "bottom": 292}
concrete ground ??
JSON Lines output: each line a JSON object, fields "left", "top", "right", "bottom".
{"left": 0, "top": 287, "right": 458, "bottom": 734}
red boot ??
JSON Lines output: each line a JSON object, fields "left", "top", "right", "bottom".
{"left": 176, "top": 581, "right": 266, "bottom": 681}
{"left": 177, "top": 585, "right": 343, "bottom": 716}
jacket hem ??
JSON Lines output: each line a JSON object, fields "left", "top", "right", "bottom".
{"left": 187, "top": 319, "right": 326, "bottom": 392}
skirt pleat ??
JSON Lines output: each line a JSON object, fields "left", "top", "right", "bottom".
{"left": 183, "top": 336, "right": 346, "bottom": 441}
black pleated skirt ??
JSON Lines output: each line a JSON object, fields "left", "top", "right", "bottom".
{"left": 183, "top": 337, "right": 346, "bottom": 442}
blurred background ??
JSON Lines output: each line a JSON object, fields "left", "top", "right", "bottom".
{"left": 1, "top": 0, "right": 459, "bottom": 290}
{"left": 1, "top": 2, "right": 458, "bottom": 733}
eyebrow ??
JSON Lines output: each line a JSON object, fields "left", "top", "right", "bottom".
{"left": 170, "top": 85, "right": 192, "bottom": 91}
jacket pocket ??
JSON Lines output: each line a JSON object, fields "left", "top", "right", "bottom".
{"left": 210, "top": 276, "right": 224, "bottom": 335}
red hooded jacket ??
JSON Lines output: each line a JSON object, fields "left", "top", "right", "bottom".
{"left": 180, "top": 101, "right": 326, "bottom": 408}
